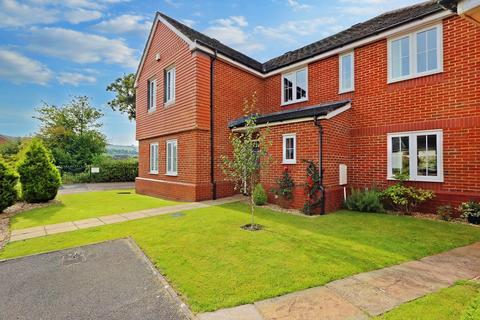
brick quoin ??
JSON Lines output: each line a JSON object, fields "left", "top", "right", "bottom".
{"left": 136, "top": 13, "right": 480, "bottom": 213}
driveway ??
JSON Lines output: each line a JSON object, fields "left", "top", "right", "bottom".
{"left": 0, "top": 239, "right": 191, "bottom": 320}
{"left": 59, "top": 182, "right": 135, "bottom": 194}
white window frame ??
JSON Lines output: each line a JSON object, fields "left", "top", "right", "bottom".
{"left": 147, "top": 79, "right": 156, "bottom": 112}
{"left": 387, "top": 23, "right": 443, "bottom": 83}
{"left": 281, "top": 67, "right": 308, "bottom": 106}
{"left": 339, "top": 51, "right": 354, "bottom": 93}
{"left": 387, "top": 129, "right": 444, "bottom": 182}
{"left": 166, "top": 139, "right": 178, "bottom": 176}
{"left": 149, "top": 143, "right": 158, "bottom": 174}
{"left": 164, "top": 66, "right": 176, "bottom": 105}
{"left": 282, "top": 133, "right": 297, "bottom": 164}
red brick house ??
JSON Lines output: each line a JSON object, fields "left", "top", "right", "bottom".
{"left": 135, "top": 0, "right": 480, "bottom": 214}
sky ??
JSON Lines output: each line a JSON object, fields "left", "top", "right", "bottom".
{"left": 0, "top": 0, "right": 420, "bottom": 145}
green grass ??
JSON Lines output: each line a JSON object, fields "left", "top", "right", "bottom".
{"left": 2, "top": 202, "right": 480, "bottom": 313}
{"left": 10, "top": 189, "right": 179, "bottom": 230}
{"left": 375, "top": 281, "right": 480, "bottom": 320}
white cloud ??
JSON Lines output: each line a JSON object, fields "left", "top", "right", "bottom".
{"left": 164, "top": 0, "right": 180, "bottom": 8}
{"left": 286, "top": 0, "right": 311, "bottom": 11}
{"left": 57, "top": 72, "right": 96, "bottom": 86}
{"left": 180, "top": 19, "right": 196, "bottom": 28}
{"left": 0, "top": 49, "right": 52, "bottom": 85}
{"left": 255, "top": 17, "right": 338, "bottom": 43}
{"left": 95, "top": 14, "right": 151, "bottom": 35}
{"left": 204, "top": 16, "right": 264, "bottom": 54}
{"left": 64, "top": 8, "right": 102, "bottom": 24}
{"left": 28, "top": 27, "right": 138, "bottom": 68}
{"left": 0, "top": 0, "right": 58, "bottom": 27}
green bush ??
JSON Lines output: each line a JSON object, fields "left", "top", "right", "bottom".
{"left": 17, "top": 140, "right": 61, "bottom": 203}
{"left": 253, "top": 184, "right": 267, "bottom": 206}
{"left": 0, "top": 159, "right": 19, "bottom": 212}
{"left": 344, "top": 188, "right": 384, "bottom": 213}
{"left": 437, "top": 205, "right": 453, "bottom": 221}
{"left": 458, "top": 201, "right": 480, "bottom": 219}
{"left": 381, "top": 174, "right": 434, "bottom": 215}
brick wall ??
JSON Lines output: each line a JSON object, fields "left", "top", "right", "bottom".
{"left": 136, "top": 15, "right": 480, "bottom": 212}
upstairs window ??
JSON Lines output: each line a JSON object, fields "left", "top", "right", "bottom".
{"left": 149, "top": 143, "right": 158, "bottom": 174}
{"left": 164, "top": 66, "right": 176, "bottom": 104}
{"left": 387, "top": 130, "right": 443, "bottom": 182}
{"left": 282, "top": 67, "right": 307, "bottom": 105}
{"left": 282, "top": 134, "right": 296, "bottom": 164}
{"left": 388, "top": 24, "right": 442, "bottom": 83}
{"left": 147, "top": 79, "right": 156, "bottom": 111}
{"left": 166, "top": 139, "right": 178, "bottom": 175}
{"left": 339, "top": 51, "right": 354, "bottom": 93}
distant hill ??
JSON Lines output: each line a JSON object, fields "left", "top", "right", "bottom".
{"left": 0, "top": 134, "right": 20, "bottom": 144}
{"left": 106, "top": 144, "right": 138, "bottom": 158}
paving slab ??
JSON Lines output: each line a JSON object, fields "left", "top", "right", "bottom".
{"left": 120, "top": 211, "right": 149, "bottom": 220}
{"left": 198, "top": 304, "right": 263, "bottom": 320}
{"left": 419, "top": 249, "right": 480, "bottom": 279}
{"left": 44, "top": 221, "right": 77, "bottom": 231}
{"left": 99, "top": 214, "right": 129, "bottom": 224}
{"left": 0, "top": 239, "right": 190, "bottom": 320}
{"left": 11, "top": 226, "right": 46, "bottom": 236}
{"left": 255, "top": 286, "right": 368, "bottom": 320}
{"left": 10, "top": 230, "right": 47, "bottom": 242}
{"left": 326, "top": 277, "right": 401, "bottom": 316}
{"left": 73, "top": 218, "right": 105, "bottom": 229}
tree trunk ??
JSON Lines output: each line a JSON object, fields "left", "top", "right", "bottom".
{"left": 250, "top": 188, "right": 255, "bottom": 227}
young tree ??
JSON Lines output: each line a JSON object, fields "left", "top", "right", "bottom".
{"left": 0, "top": 159, "right": 18, "bottom": 212}
{"left": 106, "top": 73, "right": 136, "bottom": 121}
{"left": 17, "top": 140, "right": 61, "bottom": 203}
{"left": 34, "top": 96, "right": 106, "bottom": 167}
{"left": 221, "top": 94, "right": 271, "bottom": 230}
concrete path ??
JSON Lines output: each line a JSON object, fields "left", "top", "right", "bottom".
{"left": 198, "top": 242, "right": 480, "bottom": 320}
{"left": 59, "top": 182, "right": 135, "bottom": 194}
{"left": 0, "top": 238, "right": 192, "bottom": 320}
{"left": 10, "top": 195, "right": 245, "bottom": 242}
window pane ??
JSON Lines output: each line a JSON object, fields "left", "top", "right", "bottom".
{"left": 417, "top": 135, "right": 427, "bottom": 176}
{"left": 167, "top": 143, "right": 172, "bottom": 172}
{"left": 173, "top": 142, "right": 177, "bottom": 173}
{"left": 417, "top": 28, "right": 437, "bottom": 73}
{"left": 283, "top": 74, "right": 293, "bottom": 102}
{"left": 341, "top": 54, "right": 352, "bottom": 90}
{"left": 296, "top": 69, "right": 307, "bottom": 100}
{"left": 391, "top": 136, "right": 409, "bottom": 175}
{"left": 391, "top": 37, "right": 409, "bottom": 79}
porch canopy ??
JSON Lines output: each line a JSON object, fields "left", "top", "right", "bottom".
{"left": 228, "top": 100, "right": 351, "bottom": 129}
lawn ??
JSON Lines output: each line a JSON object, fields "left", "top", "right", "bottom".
{"left": 10, "top": 189, "right": 180, "bottom": 230}
{"left": 375, "top": 281, "right": 480, "bottom": 320}
{"left": 2, "top": 202, "right": 480, "bottom": 313}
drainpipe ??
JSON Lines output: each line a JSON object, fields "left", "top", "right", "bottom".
{"left": 314, "top": 116, "right": 326, "bottom": 215}
{"left": 210, "top": 49, "right": 218, "bottom": 199}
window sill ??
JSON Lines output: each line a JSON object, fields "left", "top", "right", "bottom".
{"left": 164, "top": 100, "right": 175, "bottom": 108}
{"left": 339, "top": 88, "right": 354, "bottom": 94}
{"left": 387, "top": 69, "right": 443, "bottom": 84}
{"left": 282, "top": 161, "right": 297, "bottom": 165}
{"left": 281, "top": 98, "right": 308, "bottom": 107}
{"left": 386, "top": 176, "right": 444, "bottom": 183}
{"left": 165, "top": 173, "right": 178, "bottom": 177}
{"left": 147, "top": 108, "right": 156, "bottom": 114}
{"left": 149, "top": 171, "right": 158, "bottom": 175}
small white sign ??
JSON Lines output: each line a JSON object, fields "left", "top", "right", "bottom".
{"left": 91, "top": 167, "right": 100, "bottom": 173}
{"left": 339, "top": 164, "right": 347, "bottom": 185}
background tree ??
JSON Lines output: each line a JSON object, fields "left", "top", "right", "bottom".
{"left": 0, "top": 138, "right": 24, "bottom": 167}
{"left": 17, "top": 140, "right": 61, "bottom": 203}
{"left": 221, "top": 94, "right": 271, "bottom": 230}
{"left": 34, "top": 96, "right": 106, "bottom": 168}
{"left": 0, "top": 159, "right": 18, "bottom": 212}
{"left": 106, "top": 73, "right": 136, "bottom": 121}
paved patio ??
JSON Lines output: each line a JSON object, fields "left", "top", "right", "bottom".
{"left": 0, "top": 239, "right": 192, "bottom": 320}
{"left": 198, "top": 242, "right": 480, "bottom": 320}
{"left": 9, "top": 195, "right": 245, "bottom": 242}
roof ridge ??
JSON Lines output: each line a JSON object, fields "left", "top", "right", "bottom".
{"left": 154, "top": 0, "right": 444, "bottom": 74}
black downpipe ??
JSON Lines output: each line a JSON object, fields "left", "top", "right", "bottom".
{"left": 210, "top": 50, "right": 218, "bottom": 200}
{"left": 314, "top": 116, "right": 326, "bottom": 215}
